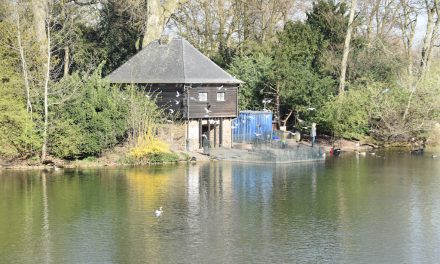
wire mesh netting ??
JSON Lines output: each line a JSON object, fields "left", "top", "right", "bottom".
{"left": 210, "top": 139, "right": 325, "bottom": 163}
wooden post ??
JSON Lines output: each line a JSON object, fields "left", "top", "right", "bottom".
{"left": 208, "top": 119, "right": 211, "bottom": 141}
{"left": 214, "top": 119, "right": 217, "bottom": 148}
{"left": 219, "top": 117, "right": 223, "bottom": 147}
{"left": 199, "top": 118, "right": 202, "bottom": 149}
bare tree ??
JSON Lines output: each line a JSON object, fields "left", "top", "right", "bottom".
{"left": 359, "top": 0, "right": 400, "bottom": 45}
{"left": 14, "top": 1, "right": 33, "bottom": 117}
{"left": 421, "top": 0, "right": 440, "bottom": 70}
{"left": 142, "top": 0, "right": 188, "bottom": 47}
{"left": 398, "top": 0, "right": 418, "bottom": 77}
{"left": 339, "top": 0, "right": 357, "bottom": 95}
{"left": 172, "top": 0, "right": 297, "bottom": 57}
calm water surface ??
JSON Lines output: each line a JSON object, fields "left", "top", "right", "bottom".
{"left": 1, "top": 153, "right": 440, "bottom": 263}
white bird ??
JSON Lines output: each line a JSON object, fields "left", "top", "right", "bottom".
{"left": 166, "top": 120, "right": 173, "bottom": 123}
{"left": 174, "top": 99, "right": 180, "bottom": 105}
{"left": 262, "top": 98, "right": 272, "bottom": 110}
{"left": 307, "top": 107, "right": 316, "bottom": 111}
{"left": 169, "top": 109, "right": 174, "bottom": 114}
{"left": 176, "top": 91, "right": 180, "bottom": 97}
{"left": 155, "top": 207, "right": 163, "bottom": 217}
{"left": 381, "top": 88, "right": 391, "bottom": 94}
{"left": 204, "top": 107, "right": 212, "bottom": 114}
{"left": 217, "top": 85, "right": 223, "bottom": 90}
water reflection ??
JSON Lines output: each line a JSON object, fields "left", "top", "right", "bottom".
{"left": 41, "top": 173, "right": 51, "bottom": 264}
{"left": 1, "top": 155, "right": 440, "bottom": 263}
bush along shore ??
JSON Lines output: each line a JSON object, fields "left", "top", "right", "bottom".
{"left": 2, "top": 133, "right": 440, "bottom": 170}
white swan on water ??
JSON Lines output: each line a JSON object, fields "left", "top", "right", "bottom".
{"left": 155, "top": 207, "right": 163, "bottom": 217}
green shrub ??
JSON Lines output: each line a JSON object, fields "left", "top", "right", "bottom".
{"left": 49, "top": 65, "right": 128, "bottom": 159}
{"left": 318, "top": 89, "right": 371, "bottom": 139}
{"left": 0, "top": 44, "right": 40, "bottom": 159}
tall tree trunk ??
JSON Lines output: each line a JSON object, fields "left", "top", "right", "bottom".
{"left": 31, "top": 0, "right": 47, "bottom": 56}
{"left": 41, "top": 17, "right": 51, "bottom": 162}
{"left": 339, "top": 0, "right": 357, "bottom": 95}
{"left": 399, "top": 0, "right": 418, "bottom": 80}
{"left": 15, "top": 3, "right": 33, "bottom": 117}
{"left": 61, "top": 0, "right": 70, "bottom": 76}
{"left": 142, "top": 0, "right": 187, "bottom": 47}
{"left": 366, "top": 0, "right": 379, "bottom": 47}
{"left": 421, "top": 0, "right": 439, "bottom": 70}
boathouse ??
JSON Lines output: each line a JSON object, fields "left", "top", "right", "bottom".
{"left": 107, "top": 36, "right": 243, "bottom": 151}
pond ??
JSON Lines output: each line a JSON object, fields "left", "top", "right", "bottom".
{"left": 1, "top": 153, "right": 440, "bottom": 263}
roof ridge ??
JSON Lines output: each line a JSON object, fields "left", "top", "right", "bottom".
{"left": 181, "top": 38, "right": 186, "bottom": 83}
{"left": 181, "top": 38, "right": 239, "bottom": 81}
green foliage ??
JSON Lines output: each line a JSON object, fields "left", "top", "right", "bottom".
{"left": 95, "top": 1, "right": 141, "bottom": 75}
{"left": 318, "top": 90, "right": 371, "bottom": 139}
{"left": 0, "top": 21, "right": 40, "bottom": 159}
{"left": 307, "top": 0, "right": 348, "bottom": 45}
{"left": 49, "top": 66, "right": 128, "bottom": 159}
{"left": 228, "top": 54, "right": 273, "bottom": 110}
{"left": 274, "top": 21, "right": 336, "bottom": 115}
{"left": 0, "top": 75, "right": 40, "bottom": 159}
{"left": 306, "top": 0, "right": 350, "bottom": 79}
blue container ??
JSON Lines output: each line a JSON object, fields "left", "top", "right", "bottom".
{"left": 232, "top": 111, "right": 273, "bottom": 143}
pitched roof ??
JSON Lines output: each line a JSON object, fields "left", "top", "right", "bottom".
{"left": 107, "top": 36, "right": 243, "bottom": 84}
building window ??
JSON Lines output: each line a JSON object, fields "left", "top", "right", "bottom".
{"left": 217, "top": 92, "right": 225, "bottom": 102}
{"left": 198, "top": 92, "right": 207, "bottom": 102}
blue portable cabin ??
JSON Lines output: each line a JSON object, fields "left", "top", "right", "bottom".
{"left": 232, "top": 111, "right": 273, "bottom": 143}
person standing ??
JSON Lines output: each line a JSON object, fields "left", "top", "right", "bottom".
{"left": 311, "top": 123, "right": 317, "bottom": 147}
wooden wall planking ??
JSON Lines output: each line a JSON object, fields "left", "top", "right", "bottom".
{"left": 148, "top": 84, "right": 238, "bottom": 119}
{"left": 186, "top": 85, "right": 238, "bottom": 118}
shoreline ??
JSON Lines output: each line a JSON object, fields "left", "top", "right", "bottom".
{"left": 1, "top": 139, "right": 438, "bottom": 171}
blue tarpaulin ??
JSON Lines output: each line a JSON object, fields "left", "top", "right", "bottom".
{"left": 232, "top": 111, "right": 273, "bottom": 143}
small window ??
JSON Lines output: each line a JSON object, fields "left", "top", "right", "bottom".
{"left": 217, "top": 92, "right": 225, "bottom": 102}
{"left": 198, "top": 92, "right": 207, "bottom": 102}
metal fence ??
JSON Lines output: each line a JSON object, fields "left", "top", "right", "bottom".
{"left": 210, "top": 139, "right": 325, "bottom": 163}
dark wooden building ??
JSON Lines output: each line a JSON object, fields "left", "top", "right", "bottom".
{"left": 107, "top": 36, "right": 243, "bottom": 150}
